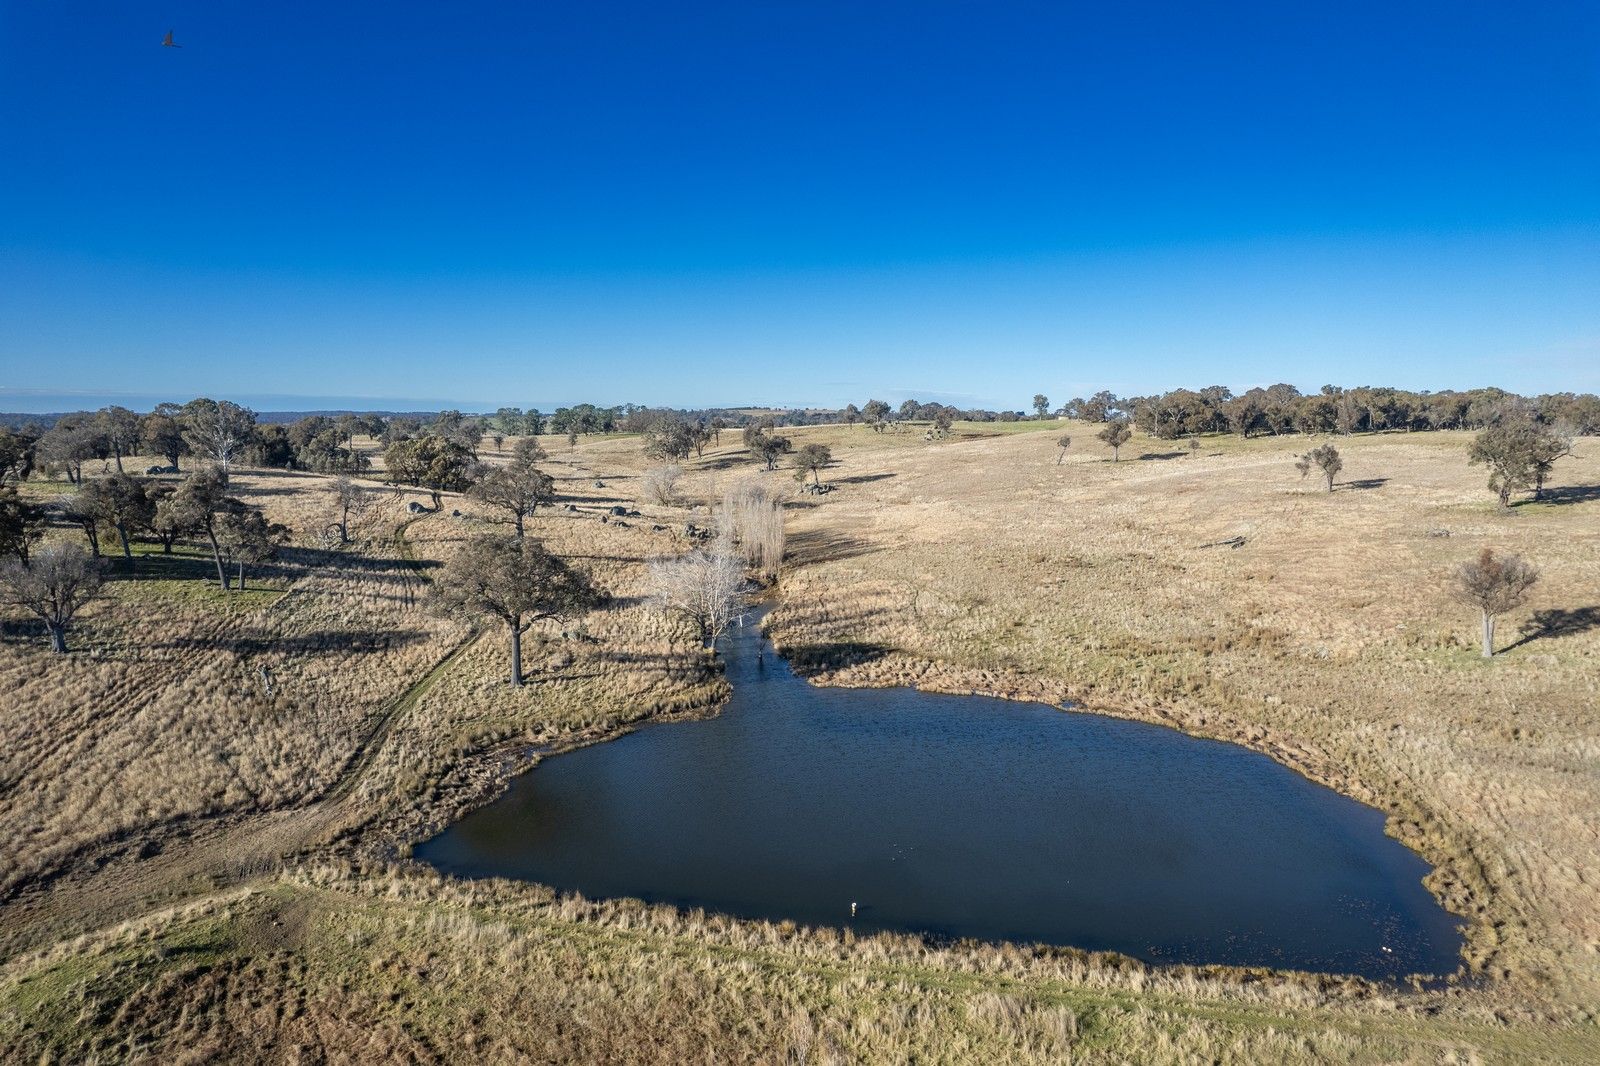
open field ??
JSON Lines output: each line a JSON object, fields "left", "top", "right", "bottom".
{"left": 2, "top": 423, "right": 1598, "bottom": 1062}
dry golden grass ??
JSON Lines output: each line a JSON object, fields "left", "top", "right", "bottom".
{"left": 2, "top": 427, "right": 1598, "bottom": 1062}
{"left": 752, "top": 423, "right": 1600, "bottom": 1010}
{"left": 6, "top": 862, "right": 1595, "bottom": 1064}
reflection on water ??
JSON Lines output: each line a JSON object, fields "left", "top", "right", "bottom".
{"left": 417, "top": 611, "right": 1462, "bottom": 979}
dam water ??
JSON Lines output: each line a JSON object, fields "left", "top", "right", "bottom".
{"left": 416, "top": 612, "right": 1462, "bottom": 979}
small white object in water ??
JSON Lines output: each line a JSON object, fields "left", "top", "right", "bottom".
{"left": 850, "top": 901, "right": 857, "bottom": 917}
{"left": 1380, "top": 945, "right": 1392, "bottom": 953}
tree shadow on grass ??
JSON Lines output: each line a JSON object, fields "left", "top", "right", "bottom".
{"left": 1514, "top": 485, "right": 1600, "bottom": 507}
{"left": 784, "top": 529, "right": 878, "bottom": 566}
{"left": 1342, "top": 478, "right": 1390, "bottom": 491}
{"left": 834, "top": 472, "right": 896, "bottom": 485}
{"left": 1137, "top": 451, "right": 1186, "bottom": 461}
{"left": 0, "top": 617, "right": 45, "bottom": 647}
{"left": 146, "top": 627, "right": 434, "bottom": 657}
{"left": 1503, "top": 607, "right": 1600, "bottom": 652}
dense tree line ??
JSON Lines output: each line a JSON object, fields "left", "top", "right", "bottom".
{"left": 1051, "top": 385, "right": 1600, "bottom": 439}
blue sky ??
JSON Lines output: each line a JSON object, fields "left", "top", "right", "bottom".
{"left": 2, "top": 1, "right": 1597, "bottom": 412}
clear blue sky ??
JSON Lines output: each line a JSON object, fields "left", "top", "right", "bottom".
{"left": 2, "top": 1, "right": 1597, "bottom": 412}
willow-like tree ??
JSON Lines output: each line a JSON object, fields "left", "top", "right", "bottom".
{"left": 432, "top": 535, "right": 604, "bottom": 686}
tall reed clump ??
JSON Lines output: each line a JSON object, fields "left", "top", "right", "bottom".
{"left": 719, "top": 479, "right": 786, "bottom": 582}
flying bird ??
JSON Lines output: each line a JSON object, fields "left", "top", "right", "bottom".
{"left": 162, "top": 30, "right": 181, "bottom": 48}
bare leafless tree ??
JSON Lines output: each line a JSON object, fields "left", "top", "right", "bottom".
{"left": 642, "top": 465, "right": 685, "bottom": 507}
{"left": 647, "top": 540, "right": 748, "bottom": 654}
{"left": 0, "top": 543, "right": 103, "bottom": 653}
{"left": 328, "top": 475, "right": 373, "bottom": 544}
{"left": 1451, "top": 548, "right": 1539, "bottom": 658}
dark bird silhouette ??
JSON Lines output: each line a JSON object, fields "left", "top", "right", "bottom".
{"left": 161, "top": 30, "right": 181, "bottom": 48}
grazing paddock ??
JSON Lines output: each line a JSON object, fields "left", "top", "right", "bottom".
{"left": 762, "top": 424, "right": 1600, "bottom": 1012}
{"left": 2, "top": 425, "right": 1598, "bottom": 1062}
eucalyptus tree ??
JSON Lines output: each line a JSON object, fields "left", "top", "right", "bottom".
{"left": 168, "top": 466, "right": 242, "bottom": 589}
{"left": 181, "top": 399, "right": 257, "bottom": 481}
{"left": 95, "top": 406, "right": 142, "bottom": 472}
{"left": 36, "top": 416, "right": 102, "bottom": 484}
{"left": 79, "top": 474, "right": 155, "bottom": 559}
{"left": 0, "top": 487, "right": 46, "bottom": 563}
{"left": 432, "top": 535, "right": 604, "bottom": 686}
{"left": 1469, "top": 420, "right": 1571, "bottom": 507}
{"left": 328, "top": 475, "right": 373, "bottom": 544}
{"left": 1451, "top": 549, "right": 1538, "bottom": 658}
{"left": 792, "top": 443, "right": 832, "bottom": 485}
{"left": 643, "top": 416, "right": 697, "bottom": 462}
{"left": 1295, "top": 444, "right": 1343, "bottom": 492}
{"left": 385, "top": 436, "right": 477, "bottom": 510}
{"left": 217, "top": 508, "right": 289, "bottom": 591}
{"left": 0, "top": 428, "right": 35, "bottom": 483}
{"left": 1097, "top": 419, "right": 1132, "bottom": 461}
{"left": 862, "top": 399, "right": 891, "bottom": 433}
{"left": 0, "top": 543, "right": 103, "bottom": 653}
{"left": 139, "top": 411, "right": 186, "bottom": 470}
{"left": 469, "top": 438, "right": 555, "bottom": 536}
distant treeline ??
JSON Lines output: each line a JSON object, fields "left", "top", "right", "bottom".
{"left": 2, "top": 384, "right": 1596, "bottom": 485}
{"left": 1053, "top": 385, "right": 1600, "bottom": 439}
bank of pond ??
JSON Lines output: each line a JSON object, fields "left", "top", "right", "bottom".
{"left": 417, "top": 612, "right": 1462, "bottom": 981}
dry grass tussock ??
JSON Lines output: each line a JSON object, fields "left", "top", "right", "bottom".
{"left": 763, "top": 422, "right": 1600, "bottom": 1013}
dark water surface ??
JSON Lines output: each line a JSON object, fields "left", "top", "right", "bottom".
{"left": 417, "top": 612, "right": 1462, "bottom": 979}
